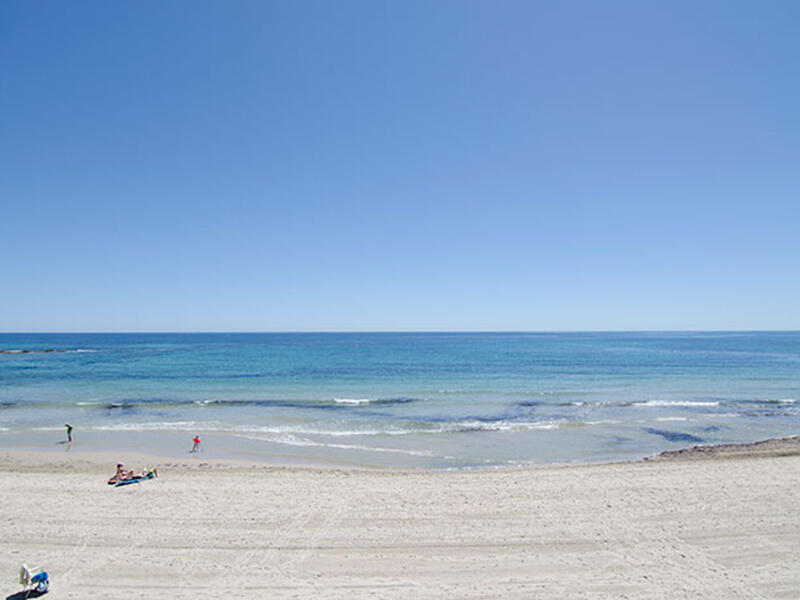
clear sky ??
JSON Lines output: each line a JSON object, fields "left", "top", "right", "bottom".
{"left": 1, "top": 1, "right": 798, "bottom": 332}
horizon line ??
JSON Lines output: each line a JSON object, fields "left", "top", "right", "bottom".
{"left": 1, "top": 329, "right": 799, "bottom": 335}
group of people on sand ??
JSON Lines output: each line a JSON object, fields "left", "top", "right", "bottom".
{"left": 106, "top": 435, "right": 201, "bottom": 484}
{"left": 56, "top": 426, "right": 202, "bottom": 484}
{"left": 58, "top": 423, "right": 208, "bottom": 485}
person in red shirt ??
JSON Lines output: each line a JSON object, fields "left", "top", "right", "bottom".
{"left": 191, "top": 435, "right": 201, "bottom": 452}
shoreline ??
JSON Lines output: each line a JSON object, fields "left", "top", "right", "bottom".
{"left": 2, "top": 435, "right": 799, "bottom": 598}
{"left": 3, "top": 434, "right": 800, "bottom": 475}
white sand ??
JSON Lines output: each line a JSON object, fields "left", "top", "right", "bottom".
{"left": 2, "top": 439, "right": 800, "bottom": 599}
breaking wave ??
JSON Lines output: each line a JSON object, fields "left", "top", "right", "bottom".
{"left": 87, "top": 418, "right": 566, "bottom": 436}
{"left": 634, "top": 400, "right": 720, "bottom": 407}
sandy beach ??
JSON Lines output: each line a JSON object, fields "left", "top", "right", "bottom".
{"left": 2, "top": 439, "right": 800, "bottom": 599}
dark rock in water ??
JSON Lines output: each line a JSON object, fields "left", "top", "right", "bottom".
{"left": 373, "top": 397, "right": 417, "bottom": 406}
{"left": 644, "top": 428, "right": 704, "bottom": 443}
{"left": 104, "top": 403, "right": 138, "bottom": 412}
{"left": 653, "top": 435, "right": 800, "bottom": 461}
{"left": 0, "top": 348, "right": 70, "bottom": 354}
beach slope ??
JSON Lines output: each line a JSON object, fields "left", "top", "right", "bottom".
{"left": 1, "top": 439, "right": 799, "bottom": 599}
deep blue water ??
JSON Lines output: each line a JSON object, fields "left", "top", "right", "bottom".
{"left": 1, "top": 332, "right": 798, "bottom": 467}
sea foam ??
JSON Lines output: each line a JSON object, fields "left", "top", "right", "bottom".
{"left": 634, "top": 400, "right": 720, "bottom": 407}
{"left": 333, "top": 398, "right": 373, "bottom": 405}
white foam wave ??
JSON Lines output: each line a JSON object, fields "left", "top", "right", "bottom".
{"left": 442, "top": 420, "right": 562, "bottom": 433}
{"left": 86, "top": 419, "right": 565, "bottom": 437}
{"left": 245, "top": 425, "right": 411, "bottom": 437}
{"left": 633, "top": 400, "right": 720, "bottom": 408}
{"left": 247, "top": 419, "right": 563, "bottom": 436}
{"left": 86, "top": 421, "right": 394, "bottom": 436}
{"left": 93, "top": 421, "right": 211, "bottom": 432}
{"left": 654, "top": 417, "right": 689, "bottom": 422}
{"left": 776, "top": 398, "right": 796, "bottom": 404}
{"left": 333, "top": 398, "right": 372, "bottom": 405}
{"left": 233, "top": 433, "right": 435, "bottom": 457}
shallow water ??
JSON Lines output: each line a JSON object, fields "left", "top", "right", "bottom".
{"left": 0, "top": 332, "right": 798, "bottom": 468}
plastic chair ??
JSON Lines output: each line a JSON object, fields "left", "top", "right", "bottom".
{"left": 19, "top": 563, "right": 49, "bottom": 593}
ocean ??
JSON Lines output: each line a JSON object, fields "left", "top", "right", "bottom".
{"left": 0, "top": 332, "right": 798, "bottom": 468}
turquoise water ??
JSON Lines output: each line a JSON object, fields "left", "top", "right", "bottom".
{"left": 1, "top": 332, "right": 798, "bottom": 468}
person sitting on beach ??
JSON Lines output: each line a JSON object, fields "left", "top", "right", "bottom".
{"left": 108, "top": 463, "right": 157, "bottom": 484}
{"left": 108, "top": 463, "right": 132, "bottom": 484}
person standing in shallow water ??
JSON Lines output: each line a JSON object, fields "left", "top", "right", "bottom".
{"left": 65, "top": 424, "right": 73, "bottom": 443}
{"left": 192, "top": 435, "right": 200, "bottom": 452}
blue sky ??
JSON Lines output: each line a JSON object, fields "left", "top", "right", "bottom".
{"left": 1, "top": 1, "right": 798, "bottom": 332}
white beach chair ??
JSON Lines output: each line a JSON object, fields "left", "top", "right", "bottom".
{"left": 19, "top": 563, "right": 49, "bottom": 593}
